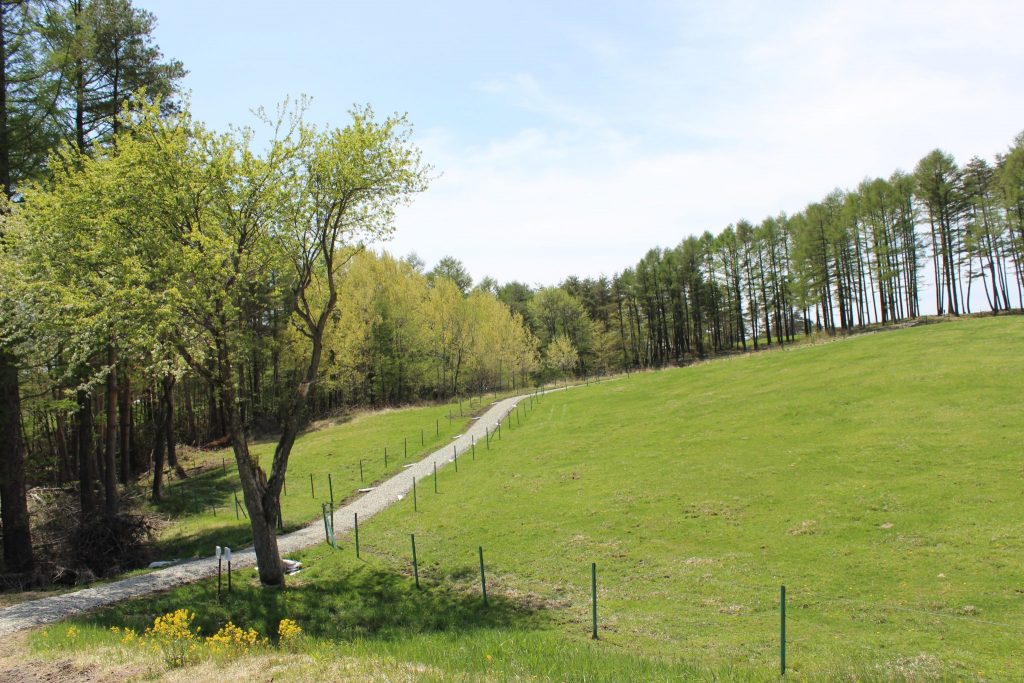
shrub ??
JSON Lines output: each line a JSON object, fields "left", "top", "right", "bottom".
{"left": 108, "top": 610, "right": 302, "bottom": 667}
{"left": 142, "top": 608, "right": 200, "bottom": 667}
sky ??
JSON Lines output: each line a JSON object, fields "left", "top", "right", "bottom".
{"left": 137, "top": 0, "right": 1024, "bottom": 289}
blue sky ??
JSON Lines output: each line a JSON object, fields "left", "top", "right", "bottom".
{"left": 137, "top": 0, "right": 1024, "bottom": 288}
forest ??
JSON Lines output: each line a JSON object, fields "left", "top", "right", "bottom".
{"left": 0, "top": 0, "right": 1022, "bottom": 585}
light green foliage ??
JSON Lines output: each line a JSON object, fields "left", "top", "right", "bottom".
{"left": 3, "top": 97, "right": 438, "bottom": 581}
{"left": 3, "top": 118, "right": 183, "bottom": 385}
{"left": 277, "top": 250, "right": 539, "bottom": 404}
{"left": 528, "top": 286, "right": 596, "bottom": 373}
{"left": 424, "top": 277, "right": 474, "bottom": 395}
{"left": 4, "top": 96, "right": 434, "bottom": 390}
{"left": 543, "top": 332, "right": 578, "bottom": 379}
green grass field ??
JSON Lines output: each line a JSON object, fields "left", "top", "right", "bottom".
{"left": 145, "top": 396, "right": 487, "bottom": 559}
{"left": 30, "top": 316, "right": 1024, "bottom": 681}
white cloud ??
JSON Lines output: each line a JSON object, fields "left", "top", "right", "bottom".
{"left": 388, "top": 1, "right": 1024, "bottom": 288}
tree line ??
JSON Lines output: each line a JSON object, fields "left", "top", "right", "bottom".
{"left": 486, "top": 140, "right": 1023, "bottom": 374}
{"left": 0, "top": 0, "right": 184, "bottom": 580}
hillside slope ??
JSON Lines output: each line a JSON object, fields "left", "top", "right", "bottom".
{"left": 28, "top": 316, "right": 1024, "bottom": 681}
{"left": 365, "top": 316, "right": 1023, "bottom": 678}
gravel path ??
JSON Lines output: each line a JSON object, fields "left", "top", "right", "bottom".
{"left": 0, "top": 391, "right": 546, "bottom": 637}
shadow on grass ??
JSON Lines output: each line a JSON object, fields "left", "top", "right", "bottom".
{"left": 149, "top": 523, "right": 254, "bottom": 561}
{"left": 152, "top": 465, "right": 241, "bottom": 518}
{"left": 82, "top": 561, "right": 547, "bottom": 643}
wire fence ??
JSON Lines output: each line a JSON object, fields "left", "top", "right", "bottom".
{"left": 335, "top": 525, "right": 1021, "bottom": 676}
{"left": 188, "top": 375, "right": 1015, "bottom": 676}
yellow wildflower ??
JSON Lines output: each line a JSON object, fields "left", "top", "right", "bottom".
{"left": 205, "top": 621, "right": 267, "bottom": 658}
{"left": 141, "top": 609, "right": 200, "bottom": 667}
{"left": 277, "top": 619, "right": 302, "bottom": 642}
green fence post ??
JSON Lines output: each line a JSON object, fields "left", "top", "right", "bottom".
{"left": 436, "top": 419, "right": 439, "bottom": 436}
{"left": 404, "top": 437, "right": 408, "bottom": 459}
{"left": 421, "top": 429, "right": 424, "bottom": 446}
{"left": 354, "top": 512, "right": 360, "bottom": 558}
{"left": 413, "top": 478, "right": 418, "bottom": 512}
{"left": 454, "top": 445, "right": 458, "bottom": 472}
{"left": 411, "top": 533, "right": 420, "bottom": 590}
{"left": 323, "top": 501, "right": 335, "bottom": 544}
{"left": 591, "top": 562, "right": 598, "bottom": 639}
{"left": 322, "top": 504, "right": 330, "bottom": 544}
{"left": 310, "top": 473, "right": 315, "bottom": 498}
{"left": 329, "top": 473, "right": 334, "bottom": 510}
{"left": 433, "top": 462, "right": 438, "bottom": 493}
{"left": 472, "top": 438, "right": 476, "bottom": 460}
{"left": 479, "top": 546, "right": 488, "bottom": 606}
{"left": 780, "top": 585, "right": 787, "bottom": 676}
{"left": 359, "top": 459, "right": 364, "bottom": 483}
{"left": 384, "top": 447, "right": 388, "bottom": 469}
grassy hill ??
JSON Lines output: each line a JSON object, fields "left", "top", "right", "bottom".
{"left": 26, "top": 316, "right": 1023, "bottom": 681}
{"left": 142, "top": 396, "right": 490, "bottom": 560}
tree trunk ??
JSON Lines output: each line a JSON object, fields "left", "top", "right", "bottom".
{"left": 0, "top": 0, "right": 33, "bottom": 575}
{"left": 162, "top": 375, "right": 186, "bottom": 478}
{"left": 151, "top": 386, "right": 167, "bottom": 502}
{"left": 76, "top": 387, "right": 96, "bottom": 518}
{"left": 54, "top": 399, "right": 71, "bottom": 484}
{"left": 119, "top": 367, "right": 131, "bottom": 483}
{"left": 0, "top": 349, "right": 33, "bottom": 573}
{"left": 131, "top": 389, "right": 150, "bottom": 475}
{"left": 224, "top": 387, "right": 283, "bottom": 586}
{"left": 103, "top": 346, "right": 118, "bottom": 515}
{"left": 183, "top": 381, "right": 197, "bottom": 445}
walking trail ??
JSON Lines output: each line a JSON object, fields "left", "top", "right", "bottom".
{"left": 0, "top": 390, "right": 554, "bottom": 637}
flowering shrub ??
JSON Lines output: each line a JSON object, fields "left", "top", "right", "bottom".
{"left": 142, "top": 608, "right": 200, "bottom": 667}
{"left": 110, "top": 625, "right": 139, "bottom": 645}
{"left": 204, "top": 621, "right": 267, "bottom": 657}
{"left": 109, "top": 610, "right": 301, "bottom": 667}
{"left": 277, "top": 618, "right": 303, "bottom": 650}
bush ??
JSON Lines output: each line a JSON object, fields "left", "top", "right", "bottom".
{"left": 72, "top": 513, "right": 153, "bottom": 577}
{"left": 108, "top": 611, "right": 303, "bottom": 668}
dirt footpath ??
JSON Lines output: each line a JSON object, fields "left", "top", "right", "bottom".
{"left": 0, "top": 392, "right": 539, "bottom": 638}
